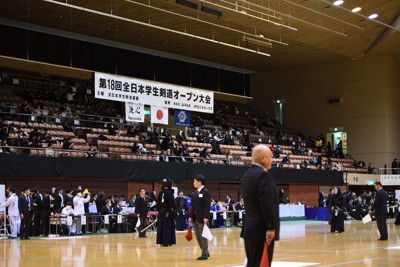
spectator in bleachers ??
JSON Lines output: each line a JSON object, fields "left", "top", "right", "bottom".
{"left": 66, "top": 88, "right": 75, "bottom": 103}
{"left": 45, "top": 144, "right": 55, "bottom": 157}
{"left": 335, "top": 162, "right": 343, "bottom": 171}
{"left": 282, "top": 155, "right": 290, "bottom": 164}
{"left": 62, "top": 119, "right": 74, "bottom": 132}
{"left": 200, "top": 147, "right": 211, "bottom": 163}
{"left": 175, "top": 130, "right": 186, "bottom": 144}
{"left": 132, "top": 142, "right": 140, "bottom": 154}
{"left": 300, "top": 160, "right": 308, "bottom": 169}
{"left": 357, "top": 159, "right": 366, "bottom": 168}
{"left": 41, "top": 129, "right": 52, "bottom": 144}
{"left": 212, "top": 130, "right": 223, "bottom": 143}
{"left": 310, "top": 156, "right": 318, "bottom": 165}
{"left": 317, "top": 155, "right": 323, "bottom": 169}
{"left": 315, "top": 137, "right": 323, "bottom": 152}
{"left": 391, "top": 158, "right": 398, "bottom": 174}
{"left": 326, "top": 141, "right": 332, "bottom": 158}
{"left": 87, "top": 145, "right": 97, "bottom": 158}
{"left": 242, "top": 130, "right": 252, "bottom": 151}
{"left": 368, "top": 163, "right": 375, "bottom": 174}
{"left": 290, "top": 143, "right": 302, "bottom": 155}
{"left": 211, "top": 142, "right": 223, "bottom": 155}
{"left": 335, "top": 140, "right": 344, "bottom": 158}
{"left": 61, "top": 137, "right": 72, "bottom": 150}
{"left": 1, "top": 138, "right": 11, "bottom": 153}
{"left": 107, "top": 123, "right": 117, "bottom": 136}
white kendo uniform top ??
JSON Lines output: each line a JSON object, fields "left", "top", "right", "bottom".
{"left": 0, "top": 193, "right": 19, "bottom": 216}
{"left": 73, "top": 195, "right": 90, "bottom": 216}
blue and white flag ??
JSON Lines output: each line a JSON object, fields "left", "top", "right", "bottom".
{"left": 174, "top": 109, "right": 191, "bottom": 127}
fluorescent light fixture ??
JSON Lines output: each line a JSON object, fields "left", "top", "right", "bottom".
{"left": 242, "top": 36, "right": 272, "bottom": 47}
{"left": 368, "top": 13, "right": 378, "bottom": 19}
{"left": 333, "top": 0, "right": 344, "bottom": 6}
{"left": 351, "top": 7, "right": 361, "bottom": 13}
{"left": 176, "top": 0, "right": 198, "bottom": 10}
{"left": 201, "top": 5, "right": 222, "bottom": 17}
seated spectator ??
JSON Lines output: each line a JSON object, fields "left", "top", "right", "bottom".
{"left": 45, "top": 144, "right": 56, "bottom": 157}
{"left": 211, "top": 142, "right": 223, "bottom": 155}
{"left": 334, "top": 162, "right": 343, "bottom": 171}
{"left": 132, "top": 142, "right": 140, "bottom": 154}
{"left": 300, "top": 160, "right": 308, "bottom": 169}
{"left": 62, "top": 119, "right": 74, "bottom": 132}
{"left": 200, "top": 147, "right": 211, "bottom": 162}
{"left": 275, "top": 145, "right": 283, "bottom": 155}
{"left": 367, "top": 163, "right": 375, "bottom": 174}
{"left": 357, "top": 159, "right": 366, "bottom": 168}
{"left": 282, "top": 155, "right": 290, "bottom": 164}
{"left": 315, "top": 137, "right": 323, "bottom": 152}
{"left": 107, "top": 123, "right": 117, "bottom": 136}
{"left": 309, "top": 156, "right": 318, "bottom": 165}
{"left": 87, "top": 145, "right": 97, "bottom": 158}
{"left": 175, "top": 130, "right": 186, "bottom": 144}
{"left": 291, "top": 144, "right": 302, "bottom": 155}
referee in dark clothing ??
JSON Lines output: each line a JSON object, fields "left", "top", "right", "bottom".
{"left": 370, "top": 182, "right": 388, "bottom": 241}
{"left": 241, "top": 145, "right": 280, "bottom": 266}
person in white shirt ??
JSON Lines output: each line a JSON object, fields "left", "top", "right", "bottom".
{"left": 0, "top": 186, "right": 20, "bottom": 239}
{"left": 61, "top": 202, "right": 76, "bottom": 235}
{"left": 73, "top": 189, "right": 90, "bottom": 235}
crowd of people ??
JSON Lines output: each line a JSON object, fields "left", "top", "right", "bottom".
{"left": 318, "top": 185, "right": 398, "bottom": 235}
{"left": 0, "top": 182, "right": 249, "bottom": 241}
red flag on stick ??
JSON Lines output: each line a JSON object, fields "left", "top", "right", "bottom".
{"left": 259, "top": 242, "right": 269, "bottom": 267}
{"left": 185, "top": 225, "right": 193, "bottom": 241}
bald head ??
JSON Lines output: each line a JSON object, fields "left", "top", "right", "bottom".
{"left": 252, "top": 145, "right": 273, "bottom": 169}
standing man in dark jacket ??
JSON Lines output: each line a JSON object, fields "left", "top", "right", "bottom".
{"left": 241, "top": 145, "right": 280, "bottom": 267}
{"left": 370, "top": 182, "right": 388, "bottom": 240}
{"left": 135, "top": 188, "right": 149, "bottom": 238}
{"left": 175, "top": 190, "right": 188, "bottom": 231}
{"left": 19, "top": 187, "right": 33, "bottom": 240}
{"left": 189, "top": 175, "right": 212, "bottom": 261}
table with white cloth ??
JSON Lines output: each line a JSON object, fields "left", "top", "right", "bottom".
{"left": 279, "top": 204, "right": 305, "bottom": 218}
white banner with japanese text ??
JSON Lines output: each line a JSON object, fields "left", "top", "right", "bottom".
{"left": 380, "top": 175, "right": 400, "bottom": 186}
{"left": 125, "top": 102, "right": 145, "bottom": 122}
{"left": 95, "top": 72, "right": 214, "bottom": 114}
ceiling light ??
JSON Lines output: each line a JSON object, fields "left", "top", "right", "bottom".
{"left": 368, "top": 13, "right": 378, "bottom": 19}
{"left": 351, "top": 7, "right": 361, "bottom": 13}
{"left": 333, "top": 0, "right": 344, "bottom": 6}
{"left": 242, "top": 36, "right": 272, "bottom": 48}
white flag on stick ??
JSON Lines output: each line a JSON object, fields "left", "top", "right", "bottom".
{"left": 202, "top": 224, "right": 213, "bottom": 241}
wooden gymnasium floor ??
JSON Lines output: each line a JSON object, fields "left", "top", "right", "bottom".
{"left": 1, "top": 219, "right": 400, "bottom": 267}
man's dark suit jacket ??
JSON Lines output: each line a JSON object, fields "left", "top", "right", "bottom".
{"left": 372, "top": 188, "right": 388, "bottom": 216}
{"left": 190, "top": 187, "right": 211, "bottom": 223}
{"left": 135, "top": 196, "right": 149, "bottom": 217}
{"left": 241, "top": 164, "right": 280, "bottom": 241}
{"left": 18, "top": 195, "right": 33, "bottom": 216}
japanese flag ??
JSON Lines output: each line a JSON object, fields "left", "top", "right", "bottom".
{"left": 151, "top": 106, "right": 169, "bottom": 125}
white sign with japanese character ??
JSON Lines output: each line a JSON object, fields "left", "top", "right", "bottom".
{"left": 125, "top": 102, "right": 144, "bottom": 122}
{"left": 95, "top": 72, "right": 214, "bottom": 114}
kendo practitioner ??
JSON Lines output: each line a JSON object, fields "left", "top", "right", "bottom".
{"left": 156, "top": 179, "right": 176, "bottom": 246}
{"left": 330, "top": 187, "right": 346, "bottom": 233}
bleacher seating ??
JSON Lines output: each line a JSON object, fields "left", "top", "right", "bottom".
{"left": 0, "top": 70, "right": 369, "bottom": 174}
